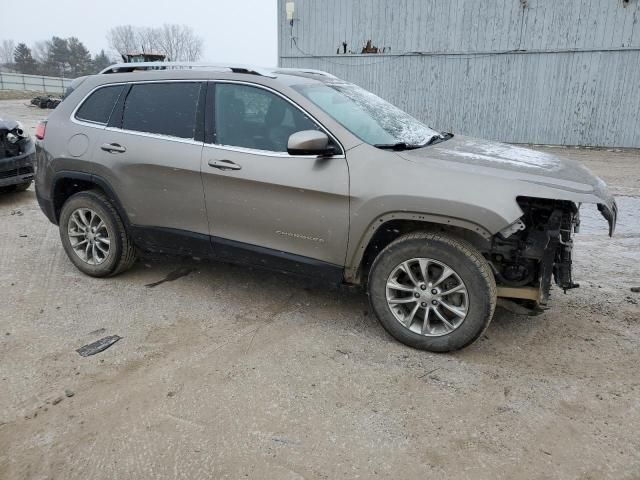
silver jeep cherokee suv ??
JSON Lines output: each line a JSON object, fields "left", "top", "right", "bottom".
{"left": 35, "top": 63, "right": 617, "bottom": 352}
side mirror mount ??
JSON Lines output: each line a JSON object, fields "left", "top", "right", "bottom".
{"left": 287, "top": 130, "right": 333, "bottom": 156}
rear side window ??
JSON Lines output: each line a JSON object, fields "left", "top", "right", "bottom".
{"left": 122, "top": 82, "right": 201, "bottom": 139}
{"left": 75, "top": 85, "right": 124, "bottom": 124}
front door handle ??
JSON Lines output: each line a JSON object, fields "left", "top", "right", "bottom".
{"left": 101, "top": 143, "right": 126, "bottom": 153}
{"left": 208, "top": 159, "right": 242, "bottom": 171}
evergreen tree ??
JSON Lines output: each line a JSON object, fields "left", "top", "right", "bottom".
{"left": 67, "top": 37, "right": 92, "bottom": 76}
{"left": 45, "top": 36, "right": 70, "bottom": 76}
{"left": 13, "top": 43, "right": 37, "bottom": 74}
{"left": 91, "top": 49, "right": 113, "bottom": 73}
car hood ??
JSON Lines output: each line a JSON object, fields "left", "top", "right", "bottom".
{"left": 397, "top": 135, "right": 617, "bottom": 234}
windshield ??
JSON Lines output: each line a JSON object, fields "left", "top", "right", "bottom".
{"left": 292, "top": 82, "right": 439, "bottom": 147}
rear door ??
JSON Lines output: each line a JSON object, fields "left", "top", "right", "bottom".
{"left": 201, "top": 82, "right": 350, "bottom": 278}
{"left": 92, "top": 81, "right": 209, "bottom": 253}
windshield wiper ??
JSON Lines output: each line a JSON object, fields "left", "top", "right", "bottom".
{"left": 375, "top": 134, "right": 453, "bottom": 151}
{"left": 374, "top": 142, "right": 416, "bottom": 151}
{"left": 375, "top": 133, "right": 454, "bottom": 151}
{"left": 423, "top": 132, "right": 453, "bottom": 147}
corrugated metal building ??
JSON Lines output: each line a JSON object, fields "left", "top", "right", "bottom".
{"left": 278, "top": 0, "right": 640, "bottom": 148}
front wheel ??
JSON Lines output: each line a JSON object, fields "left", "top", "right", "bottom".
{"left": 368, "top": 232, "right": 496, "bottom": 352}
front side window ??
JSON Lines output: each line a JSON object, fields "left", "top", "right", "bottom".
{"left": 214, "top": 83, "right": 319, "bottom": 152}
{"left": 75, "top": 84, "right": 124, "bottom": 124}
{"left": 292, "top": 82, "right": 439, "bottom": 148}
{"left": 122, "top": 82, "right": 201, "bottom": 139}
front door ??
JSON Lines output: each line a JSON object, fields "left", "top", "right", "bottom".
{"left": 201, "top": 82, "right": 349, "bottom": 279}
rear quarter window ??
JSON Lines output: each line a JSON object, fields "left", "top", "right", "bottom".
{"left": 122, "top": 82, "right": 201, "bottom": 139}
{"left": 75, "top": 85, "right": 124, "bottom": 124}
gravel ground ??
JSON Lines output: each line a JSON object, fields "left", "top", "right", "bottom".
{"left": 1, "top": 99, "right": 639, "bottom": 479}
{"left": 0, "top": 91, "right": 43, "bottom": 101}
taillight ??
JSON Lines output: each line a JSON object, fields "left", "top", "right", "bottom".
{"left": 35, "top": 121, "right": 47, "bottom": 140}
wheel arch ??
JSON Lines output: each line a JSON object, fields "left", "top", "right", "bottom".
{"left": 52, "top": 171, "right": 130, "bottom": 228}
{"left": 344, "top": 212, "right": 493, "bottom": 285}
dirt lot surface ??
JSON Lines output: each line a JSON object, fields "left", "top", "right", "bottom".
{"left": 0, "top": 91, "right": 44, "bottom": 101}
{"left": 1, "top": 99, "right": 639, "bottom": 479}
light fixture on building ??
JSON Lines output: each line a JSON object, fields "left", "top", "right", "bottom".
{"left": 286, "top": 1, "right": 296, "bottom": 26}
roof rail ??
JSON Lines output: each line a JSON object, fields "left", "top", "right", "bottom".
{"left": 271, "top": 68, "right": 338, "bottom": 79}
{"left": 99, "top": 62, "right": 277, "bottom": 78}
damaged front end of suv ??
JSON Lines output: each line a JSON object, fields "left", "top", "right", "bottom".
{"left": 490, "top": 196, "right": 616, "bottom": 305}
{"left": 396, "top": 137, "right": 618, "bottom": 309}
{"left": 0, "top": 119, "right": 36, "bottom": 191}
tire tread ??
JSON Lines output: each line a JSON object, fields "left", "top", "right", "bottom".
{"left": 85, "top": 190, "right": 137, "bottom": 276}
{"left": 369, "top": 231, "right": 497, "bottom": 351}
{"left": 60, "top": 189, "right": 137, "bottom": 277}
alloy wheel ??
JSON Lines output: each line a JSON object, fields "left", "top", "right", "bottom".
{"left": 386, "top": 257, "right": 469, "bottom": 336}
{"left": 67, "top": 208, "right": 111, "bottom": 265}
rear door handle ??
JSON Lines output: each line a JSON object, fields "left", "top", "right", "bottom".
{"left": 208, "top": 159, "right": 242, "bottom": 171}
{"left": 101, "top": 143, "right": 126, "bottom": 153}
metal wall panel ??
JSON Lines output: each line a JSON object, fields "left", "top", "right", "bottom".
{"left": 278, "top": 0, "right": 640, "bottom": 147}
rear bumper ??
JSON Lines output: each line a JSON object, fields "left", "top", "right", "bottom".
{"left": 35, "top": 186, "right": 57, "bottom": 224}
{"left": 0, "top": 143, "right": 36, "bottom": 187}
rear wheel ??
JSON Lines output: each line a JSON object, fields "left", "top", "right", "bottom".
{"left": 368, "top": 232, "right": 496, "bottom": 352}
{"left": 59, "top": 190, "right": 137, "bottom": 277}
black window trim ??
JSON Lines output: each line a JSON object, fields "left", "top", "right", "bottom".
{"left": 204, "top": 80, "right": 345, "bottom": 158}
{"left": 107, "top": 83, "right": 131, "bottom": 129}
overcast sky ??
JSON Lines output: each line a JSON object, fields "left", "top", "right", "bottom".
{"left": 0, "top": 0, "right": 278, "bottom": 66}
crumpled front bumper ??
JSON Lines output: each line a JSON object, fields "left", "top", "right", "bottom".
{"left": 598, "top": 200, "right": 618, "bottom": 237}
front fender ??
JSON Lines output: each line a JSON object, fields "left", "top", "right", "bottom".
{"left": 343, "top": 209, "right": 497, "bottom": 282}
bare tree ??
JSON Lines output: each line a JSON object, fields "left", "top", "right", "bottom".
{"left": 107, "top": 25, "right": 138, "bottom": 59}
{"left": 106, "top": 24, "right": 203, "bottom": 62}
{"left": 136, "top": 27, "right": 160, "bottom": 56}
{"left": 0, "top": 39, "right": 16, "bottom": 66}
{"left": 184, "top": 36, "right": 203, "bottom": 62}
{"left": 157, "top": 24, "right": 203, "bottom": 61}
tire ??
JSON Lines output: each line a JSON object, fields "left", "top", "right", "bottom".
{"left": 59, "top": 190, "right": 137, "bottom": 277}
{"left": 368, "top": 232, "right": 496, "bottom": 352}
{"left": 14, "top": 180, "right": 32, "bottom": 192}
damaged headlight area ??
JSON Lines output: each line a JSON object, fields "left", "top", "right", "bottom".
{"left": 1, "top": 120, "right": 31, "bottom": 158}
{"left": 490, "top": 197, "right": 582, "bottom": 304}
{"left": 0, "top": 118, "right": 36, "bottom": 189}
